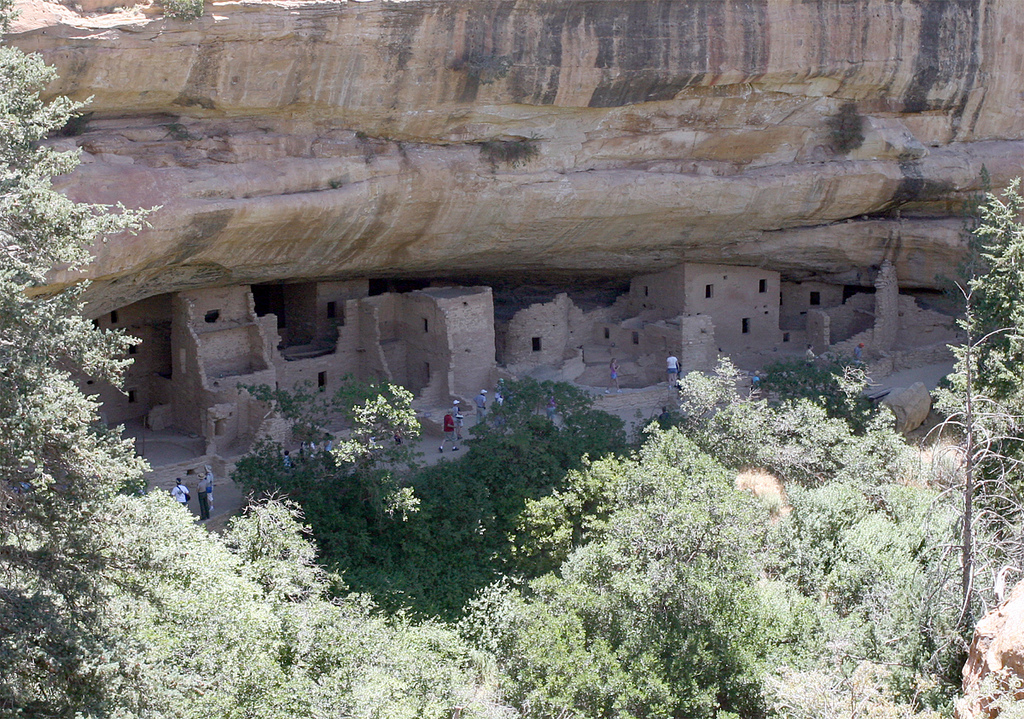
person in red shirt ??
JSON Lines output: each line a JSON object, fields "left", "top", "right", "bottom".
{"left": 440, "top": 412, "right": 459, "bottom": 452}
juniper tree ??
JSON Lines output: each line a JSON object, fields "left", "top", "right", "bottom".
{"left": 0, "top": 7, "right": 150, "bottom": 713}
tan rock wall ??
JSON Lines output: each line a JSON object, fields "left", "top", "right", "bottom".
{"left": 7, "top": 0, "right": 1024, "bottom": 308}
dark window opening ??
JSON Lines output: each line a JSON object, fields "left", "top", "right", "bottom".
{"left": 603, "top": 327, "right": 610, "bottom": 339}
{"left": 532, "top": 337, "right": 542, "bottom": 352}
{"left": 317, "top": 371, "right": 326, "bottom": 390}
{"left": 783, "top": 332, "right": 791, "bottom": 342}
{"left": 368, "top": 278, "right": 430, "bottom": 296}
{"left": 632, "top": 331, "right": 639, "bottom": 345}
{"left": 644, "top": 286, "right": 649, "bottom": 297}
{"left": 251, "top": 284, "right": 286, "bottom": 328}
{"left": 705, "top": 284, "right": 714, "bottom": 299}
{"left": 809, "top": 291, "right": 821, "bottom": 306}
{"left": 423, "top": 318, "right": 429, "bottom": 333}
{"left": 110, "top": 310, "right": 119, "bottom": 324}
{"left": 204, "top": 309, "right": 220, "bottom": 323}
{"left": 326, "top": 301, "right": 336, "bottom": 319}
{"left": 127, "top": 389, "right": 137, "bottom": 403}
{"left": 843, "top": 284, "right": 873, "bottom": 302}
{"left": 128, "top": 344, "right": 138, "bottom": 355}
{"left": 759, "top": 279, "right": 767, "bottom": 293}
{"left": 741, "top": 318, "right": 750, "bottom": 334}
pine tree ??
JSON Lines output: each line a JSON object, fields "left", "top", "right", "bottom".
{"left": 0, "top": 6, "right": 151, "bottom": 712}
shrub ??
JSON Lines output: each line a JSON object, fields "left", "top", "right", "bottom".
{"left": 827, "top": 102, "right": 865, "bottom": 154}
{"left": 479, "top": 136, "right": 540, "bottom": 169}
{"left": 161, "top": 0, "right": 203, "bottom": 21}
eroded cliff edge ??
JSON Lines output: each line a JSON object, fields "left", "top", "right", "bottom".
{"left": 9, "top": 0, "right": 1024, "bottom": 312}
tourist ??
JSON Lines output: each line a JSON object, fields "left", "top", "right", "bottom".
{"left": 171, "top": 478, "right": 189, "bottom": 507}
{"left": 666, "top": 354, "right": 679, "bottom": 385}
{"left": 475, "top": 389, "right": 488, "bottom": 424}
{"left": 546, "top": 395, "right": 557, "bottom": 420}
{"left": 608, "top": 358, "right": 620, "bottom": 393}
{"left": 854, "top": 342, "right": 865, "bottom": 363}
{"left": 204, "top": 464, "right": 215, "bottom": 516}
{"left": 196, "top": 470, "right": 211, "bottom": 521}
{"left": 805, "top": 345, "right": 815, "bottom": 363}
{"left": 452, "top": 399, "right": 464, "bottom": 440}
{"left": 440, "top": 412, "right": 458, "bottom": 452}
{"left": 283, "top": 450, "right": 292, "bottom": 469}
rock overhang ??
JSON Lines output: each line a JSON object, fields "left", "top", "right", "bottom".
{"left": 6, "top": 0, "right": 1023, "bottom": 312}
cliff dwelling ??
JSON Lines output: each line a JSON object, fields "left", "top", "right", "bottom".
{"left": 9, "top": 0, "right": 1018, "bottom": 483}
{"left": 81, "top": 259, "right": 961, "bottom": 478}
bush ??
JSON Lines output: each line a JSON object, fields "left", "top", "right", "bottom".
{"left": 479, "top": 136, "right": 540, "bottom": 169}
{"left": 161, "top": 0, "right": 203, "bottom": 20}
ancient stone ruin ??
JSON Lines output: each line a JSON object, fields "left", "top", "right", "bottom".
{"left": 83, "top": 260, "right": 961, "bottom": 480}
{"left": 3, "top": 0, "right": 1016, "bottom": 474}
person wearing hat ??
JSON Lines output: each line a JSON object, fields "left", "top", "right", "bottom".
{"left": 854, "top": 342, "right": 865, "bottom": 363}
{"left": 475, "top": 389, "right": 488, "bottom": 425}
{"left": 196, "top": 467, "right": 212, "bottom": 521}
{"left": 452, "top": 399, "right": 464, "bottom": 440}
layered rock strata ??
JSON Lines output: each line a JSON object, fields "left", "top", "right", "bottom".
{"left": 8, "top": 0, "right": 1024, "bottom": 311}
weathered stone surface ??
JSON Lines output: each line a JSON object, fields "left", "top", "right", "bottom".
{"left": 881, "top": 381, "right": 932, "bottom": 434}
{"left": 959, "top": 580, "right": 1024, "bottom": 719}
{"left": 8, "top": 0, "right": 1024, "bottom": 311}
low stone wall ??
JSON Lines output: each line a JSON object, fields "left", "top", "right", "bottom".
{"left": 866, "top": 343, "right": 956, "bottom": 378}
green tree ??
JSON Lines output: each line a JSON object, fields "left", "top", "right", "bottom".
{"left": 935, "top": 179, "right": 1024, "bottom": 627}
{"left": 463, "top": 429, "right": 776, "bottom": 719}
{"left": 0, "top": 11, "right": 151, "bottom": 713}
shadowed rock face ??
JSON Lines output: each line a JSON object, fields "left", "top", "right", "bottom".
{"left": 9, "top": 0, "right": 1024, "bottom": 313}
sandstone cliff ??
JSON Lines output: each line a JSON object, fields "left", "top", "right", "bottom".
{"left": 8, "top": 0, "right": 1024, "bottom": 312}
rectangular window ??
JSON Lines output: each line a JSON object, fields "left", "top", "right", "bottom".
{"left": 423, "top": 318, "right": 429, "bottom": 333}
{"left": 128, "top": 344, "right": 138, "bottom": 355}
{"left": 317, "top": 371, "right": 326, "bottom": 390}
{"left": 741, "top": 318, "right": 750, "bottom": 334}
{"left": 809, "top": 291, "right": 821, "bottom": 306}
{"left": 632, "top": 331, "right": 639, "bottom": 345}
{"left": 532, "top": 337, "right": 542, "bottom": 352}
{"left": 759, "top": 279, "right": 767, "bottom": 293}
{"left": 127, "top": 389, "right": 137, "bottom": 403}
{"left": 110, "top": 310, "right": 119, "bottom": 324}
{"left": 705, "top": 284, "right": 714, "bottom": 299}
{"left": 603, "top": 327, "right": 610, "bottom": 340}
{"left": 326, "top": 301, "right": 336, "bottom": 319}
{"left": 783, "top": 332, "right": 791, "bottom": 342}
{"left": 644, "top": 286, "right": 649, "bottom": 297}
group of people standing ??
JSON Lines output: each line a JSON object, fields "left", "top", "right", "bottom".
{"left": 170, "top": 464, "right": 216, "bottom": 521}
{"left": 439, "top": 385, "right": 506, "bottom": 452}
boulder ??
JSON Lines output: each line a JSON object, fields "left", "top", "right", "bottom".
{"left": 881, "top": 382, "right": 932, "bottom": 434}
{"left": 958, "top": 581, "right": 1024, "bottom": 719}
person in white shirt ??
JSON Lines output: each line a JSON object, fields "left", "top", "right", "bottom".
{"left": 171, "top": 478, "right": 189, "bottom": 507}
{"left": 666, "top": 355, "right": 679, "bottom": 384}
